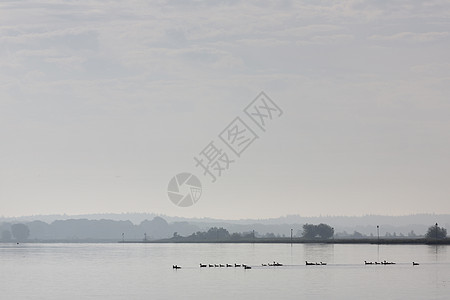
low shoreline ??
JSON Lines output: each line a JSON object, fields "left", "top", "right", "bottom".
{"left": 120, "top": 237, "right": 450, "bottom": 245}
{"left": 3, "top": 238, "right": 449, "bottom": 245}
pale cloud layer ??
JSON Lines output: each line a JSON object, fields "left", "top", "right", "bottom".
{"left": 1, "top": 0, "right": 449, "bottom": 219}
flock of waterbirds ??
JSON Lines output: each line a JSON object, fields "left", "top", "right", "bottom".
{"left": 173, "top": 263, "right": 253, "bottom": 269}
{"left": 176, "top": 262, "right": 284, "bottom": 269}
{"left": 365, "top": 261, "right": 421, "bottom": 266}
{"left": 364, "top": 260, "right": 396, "bottom": 265}
{"left": 173, "top": 260, "right": 420, "bottom": 269}
{"left": 305, "top": 261, "right": 327, "bottom": 265}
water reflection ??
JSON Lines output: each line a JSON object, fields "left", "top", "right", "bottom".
{"left": 427, "top": 245, "right": 447, "bottom": 262}
{"left": 427, "top": 245, "right": 447, "bottom": 255}
{"left": 377, "top": 244, "right": 379, "bottom": 261}
{"left": 303, "top": 243, "right": 334, "bottom": 264}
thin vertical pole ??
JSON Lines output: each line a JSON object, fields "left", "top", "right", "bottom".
{"left": 377, "top": 226, "right": 379, "bottom": 244}
{"left": 377, "top": 225, "right": 380, "bottom": 261}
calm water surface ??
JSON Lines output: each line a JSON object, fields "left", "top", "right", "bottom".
{"left": 1, "top": 243, "right": 449, "bottom": 299}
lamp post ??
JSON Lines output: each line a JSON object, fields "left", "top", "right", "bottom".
{"left": 377, "top": 225, "right": 379, "bottom": 244}
{"left": 376, "top": 225, "right": 380, "bottom": 261}
{"left": 290, "top": 228, "right": 293, "bottom": 244}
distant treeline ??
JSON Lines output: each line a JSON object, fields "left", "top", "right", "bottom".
{"left": 0, "top": 217, "right": 199, "bottom": 241}
{"left": 171, "top": 224, "right": 332, "bottom": 241}
{"left": 3, "top": 213, "right": 450, "bottom": 229}
{"left": 155, "top": 224, "right": 447, "bottom": 243}
{"left": 171, "top": 227, "right": 261, "bottom": 242}
{"left": 1, "top": 216, "right": 448, "bottom": 242}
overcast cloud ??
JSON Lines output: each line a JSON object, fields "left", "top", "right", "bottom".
{"left": 1, "top": 0, "right": 449, "bottom": 219}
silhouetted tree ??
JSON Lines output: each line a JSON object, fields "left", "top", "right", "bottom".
{"left": 316, "top": 223, "right": 334, "bottom": 239}
{"left": 186, "top": 227, "right": 230, "bottom": 241}
{"left": 425, "top": 225, "right": 447, "bottom": 239}
{"left": 206, "top": 227, "right": 230, "bottom": 240}
{"left": 11, "top": 224, "right": 30, "bottom": 241}
{"left": 302, "top": 223, "right": 334, "bottom": 239}
{"left": 302, "top": 224, "right": 317, "bottom": 238}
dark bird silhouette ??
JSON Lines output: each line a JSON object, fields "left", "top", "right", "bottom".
{"left": 305, "top": 261, "right": 315, "bottom": 266}
{"left": 364, "top": 261, "right": 373, "bottom": 265}
{"left": 320, "top": 262, "right": 327, "bottom": 265}
{"left": 234, "top": 264, "right": 241, "bottom": 267}
{"left": 244, "top": 265, "right": 251, "bottom": 269}
{"left": 413, "top": 262, "right": 419, "bottom": 266}
{"left": 200, "top": 263, "right": 207, "bottom": 268}
{"left": 172, "top": 265, "right": 181, "bottom": 269}
{"left": 209, "top": 264, "right": 214, "bottom": 267}
{"left": 226, "top": 264, "right": 233, "bottom": 267}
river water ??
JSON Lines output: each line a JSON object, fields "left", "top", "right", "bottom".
{"left": 1, "top": 243, "right": 449, "bottom": 299}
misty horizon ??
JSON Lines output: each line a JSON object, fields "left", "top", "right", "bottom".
{"left": 2, "top": 212, "right": 449, "bottom": 239}
{"left": 3, "top": 211, "right": 450, "bottom": 223}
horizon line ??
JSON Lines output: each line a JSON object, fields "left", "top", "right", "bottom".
{"left": 1, "top": 211, "right": 447, "bottom": 221}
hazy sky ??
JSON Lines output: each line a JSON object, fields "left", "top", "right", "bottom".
{"left": 1, "top": 0, "right": 449, "bottom": 219}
